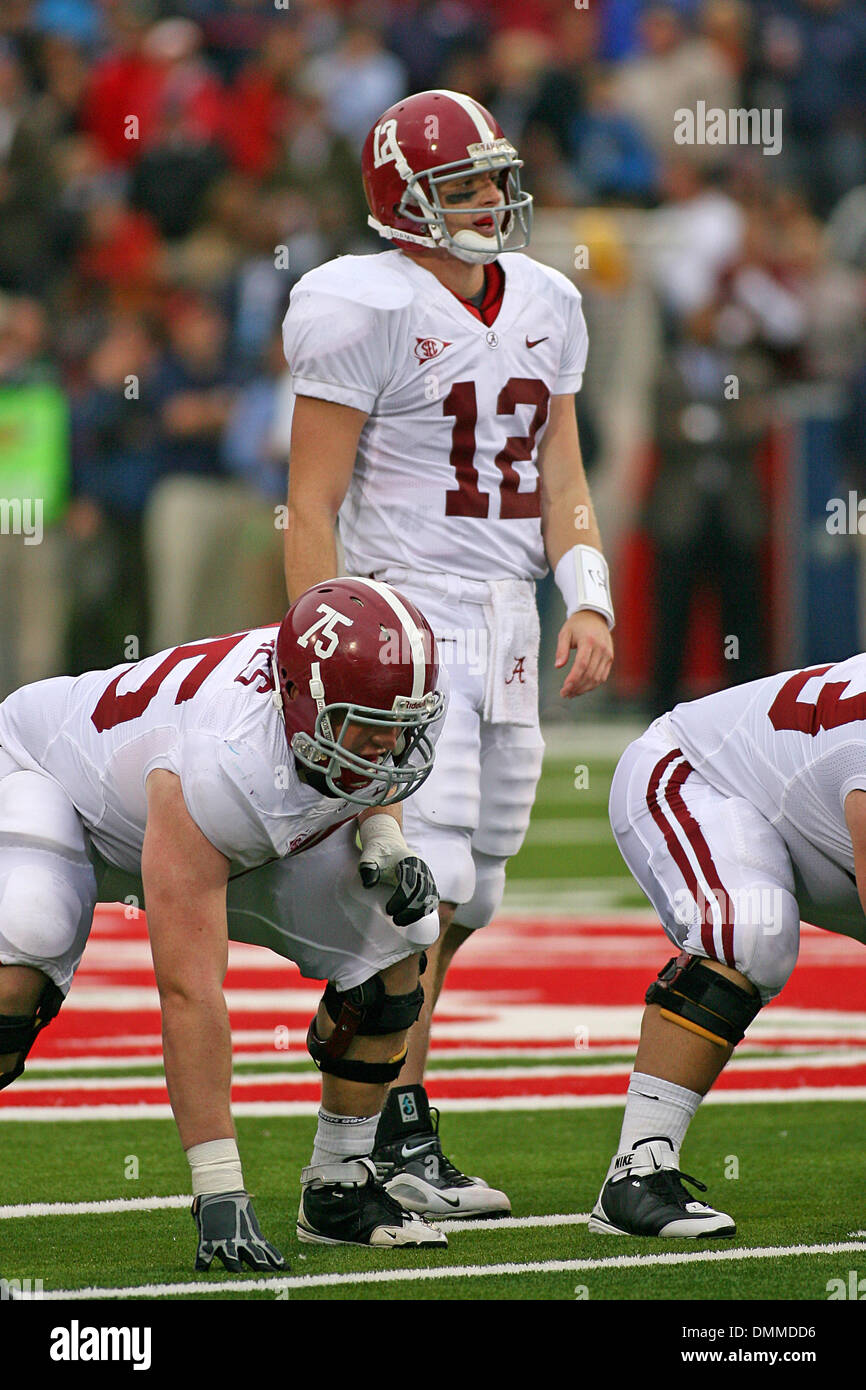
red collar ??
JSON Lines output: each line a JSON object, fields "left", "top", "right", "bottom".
{"left": 450, "top": 262, "right": 505, "bottom": 327}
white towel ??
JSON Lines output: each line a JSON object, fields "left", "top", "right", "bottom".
{"left": 482, "top": 580, "right": 540, "bottom": 725}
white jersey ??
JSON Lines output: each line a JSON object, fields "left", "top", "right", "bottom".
{"left": 0, "top": 629, "right": 360, "bottom": 876}
{"left": 667, "top": 656, "right": 866, "bottom": 876}
{"left": 283, "top": 250, "right": 588, "bottom": 581}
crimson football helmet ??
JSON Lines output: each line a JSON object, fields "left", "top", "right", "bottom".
{"left": 273, "top": 578, "right": 444, "bottom": 806}
{"left": 361, "top": 89, "right": 532, "bottom": 265}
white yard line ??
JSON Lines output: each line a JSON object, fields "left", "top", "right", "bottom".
{"left": 22, "top": 1041, "right": 859, "bottom": 1074}
{"left": 0, "top": 1197, "right": 587, "bottom": 1228}
{"left": 3, "top": 1086, "right": 866, "bottom": 1122}
{"left": 32, "top": 1239, "right": 866, "bottom": 1300}
{"left": 0, "top": 1195, "right": 191, "bottom": 1220}
{"left": 16, "top": 1049, "right": 866, "bottom": 1092}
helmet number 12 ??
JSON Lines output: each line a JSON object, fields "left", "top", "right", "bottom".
{"left": 296, "top": 604, "right": 354, "bottom": 660}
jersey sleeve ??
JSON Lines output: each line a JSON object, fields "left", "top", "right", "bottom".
{"left": 830, "top": 744, "right": 866, "bottom": 811}
{"left": 554, "top": 280, "right": 589, "bottom": 396}
{"left": 529, "top": 259, "right": 589, "bottom": 395}
{"left": 144, "top": 732, "right": 277, "bottom": 868}
{"left": 283, "top": 287, "right": 390, "bottom": 414}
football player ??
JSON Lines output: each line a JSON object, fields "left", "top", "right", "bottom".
{"left": 283, "top": 90, "right": 614, "bottom": 1218}
{"left": 591, "top": 657, "right": 866, "bottom": 1237}
{"left": 0, "top": 578, "right": 452, "bottom": 1262}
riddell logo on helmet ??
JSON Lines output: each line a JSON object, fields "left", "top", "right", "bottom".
{"left": 414, "top": 337, "right": 451, "bottom": 364}
{"left": 467, "top": 138, "right": 514, "bottom": 159}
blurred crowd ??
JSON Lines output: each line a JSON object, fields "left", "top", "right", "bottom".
{"left": 1, "top": 0, "right": 866, "bottom": 706}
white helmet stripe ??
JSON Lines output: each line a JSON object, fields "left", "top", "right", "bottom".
{"left": 429, "top": 89, "right": 496, "bottom": 145}
{"left": 350, "top": 578, "right": 426, "bottom": 700}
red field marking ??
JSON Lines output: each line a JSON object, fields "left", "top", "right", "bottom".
{"left": 13, "top": 906, "right": 866, "bottom": 1112}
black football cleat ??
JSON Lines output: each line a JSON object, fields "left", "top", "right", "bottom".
{"left": 588, "top": 1137, "right": 736, "bottom": 1238}
{"left": 371, "top": 1083, "right": 511, "bottom": 1219}
{"left": 297, "top": 1157, "right": 447, "bottom": 1248}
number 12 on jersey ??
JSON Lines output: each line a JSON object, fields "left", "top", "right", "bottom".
{"left": 444, "top": 378, "right": 550, "bottom": 520}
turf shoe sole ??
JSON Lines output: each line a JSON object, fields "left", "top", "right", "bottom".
{"left": 297, "top": 1157, "right": 447, "bottom": 1248}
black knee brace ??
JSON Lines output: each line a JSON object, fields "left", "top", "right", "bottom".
{"left": 0, "top": 980, "right": 64, "bottom": 1090}
{"left": 645, "top": 953, "right": 761, "bottom": 1048}
{"left": 307, "top": 971, "right": 425, "bottom": 1084}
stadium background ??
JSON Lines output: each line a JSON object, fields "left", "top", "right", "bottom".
{"left": 2, "top": 0, "right": 866, "bottom": 711}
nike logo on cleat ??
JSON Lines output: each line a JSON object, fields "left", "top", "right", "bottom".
{"left": 401, "top": 1141, "right": 435, "bottom": 1159}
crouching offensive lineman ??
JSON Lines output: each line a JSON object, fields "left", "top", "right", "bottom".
{"left": 591, "top": 656, "right": 866, "bottom": 1237}
{"left": 0, "top": 578, "right": 450, "bottom": 1267}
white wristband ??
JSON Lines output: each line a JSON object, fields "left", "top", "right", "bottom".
{"left": 358, "top": 812, "right": 409, "bottom": 883}
{"left": 359, "top": 813, "right": 408, "bottom": 853}
{"left": 187, "top": 1138, "right": 244, "bottom": 1197}
{"left": 554, "top": 544, "right": 615, "bottom": 630}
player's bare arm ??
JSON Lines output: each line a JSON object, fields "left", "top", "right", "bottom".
{"left": 141, "top": 771, "right": 286, "bottom": 1270}
{"left": 284, "top": 395, "right": 368, "bottom": 600}
{"left": 141, "top": 769, "right": 234, "bottom": 1150}
{"left": 538, "top": 392, "right": 614, "bottom": 698}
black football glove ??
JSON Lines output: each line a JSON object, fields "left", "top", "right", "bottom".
{"left": 192, "top": 1190, "right": 287, "bottom": 1273}
{"left": 383, "top": 855, "right": 439, "bottom": 927}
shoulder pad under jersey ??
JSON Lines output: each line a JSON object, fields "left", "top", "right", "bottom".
{"left": 292, "top": 253, "right": 414, "bottom": 312}
{"left": 512, "top": 253, "right": 584, "bottom": 306}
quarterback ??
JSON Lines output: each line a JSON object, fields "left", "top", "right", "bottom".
{"left": 283, "top": 90, "right": 614, "bottom": 1217}
{"left": 591, "top": 657, "right": 866, "bottom": 1237}
{"left": 0, "top": 578, "right": 453, "bottom": 1262}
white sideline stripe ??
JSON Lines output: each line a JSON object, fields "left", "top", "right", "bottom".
{"left": 36, "top": 1240, "right": 866, "bottom": 1300}
{"left": 0, "top": 1195, "right": 191, "bottom": 1220}
{"left": 0, "top": 1196, "right": 586, "bottom": 1229}
{"left": 23, "top": 1041, "right": 862, "bottom": 1074}
{"left": 4, "top": 1086, "right": 866, "bottom": 1122}
{"left": 18, "top": 1050, "right": 866, "bottom": 1093}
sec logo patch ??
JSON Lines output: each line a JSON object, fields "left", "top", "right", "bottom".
{"left": 414, "top": 336, "right": 451, "bottom": 364}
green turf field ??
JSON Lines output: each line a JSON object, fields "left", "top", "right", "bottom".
{"left": 2, "top": 1103, "right": 864, "bottom": 1300}
{"left": 504, "top": 735, "right": 647, "bottom": 914}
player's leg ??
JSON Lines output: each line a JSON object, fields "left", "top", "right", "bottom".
{"left": 376, "top": 719, "right": 544, "bottom": 1218}
{"left": 224, "top": 823, "right": 446, "bottom": 1247}
{"left": 589, "top": 726, "right": 799, "bottom": 1238}
{"left": 0, "top": 763, "right": 97, "bottom": 1090}
{"left": 299, "top": 949, "right": 447, "bottom": 1248}
{"left": 0, "top": 964, "right": 54, "bottom": 1084}
{"left": 398, "top": 900, "right": 458, "bottom": 1081}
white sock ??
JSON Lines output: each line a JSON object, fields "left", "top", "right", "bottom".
{"left": 187, "top": 1138, "right": 244, "bottom": 1197}
{"left": 615, "top": 1072, "right": 702, "bottom": 1167}
{"left": 310, "top": 1109, "right": 380, "bottom": 1167}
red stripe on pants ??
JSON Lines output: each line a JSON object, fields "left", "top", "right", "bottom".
{"left": 645, "top": 748, "right": 734, "bottom": 964}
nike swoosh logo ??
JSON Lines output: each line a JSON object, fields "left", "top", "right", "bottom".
{"left": 525, "top": 336, "right": 548, "bottom": 349}
{"left": 401, "top": 1141, "right": 435, "bottom": 1159}
{"left": 436, "top": 1194, "right": 461, "bottom": 1208}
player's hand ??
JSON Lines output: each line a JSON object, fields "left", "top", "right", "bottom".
{"left": 382, "top": 855, "right": 439, "bottom": 927}
{"left": 554, "top": 610, "right": 614, "bottom": 699}
{"left": 192, "top": 1190, "right": 287, "bottom": 1273}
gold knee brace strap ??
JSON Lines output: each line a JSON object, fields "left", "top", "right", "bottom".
{"left": 645, "top": 953, "right": 760, "bottom": 1047}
